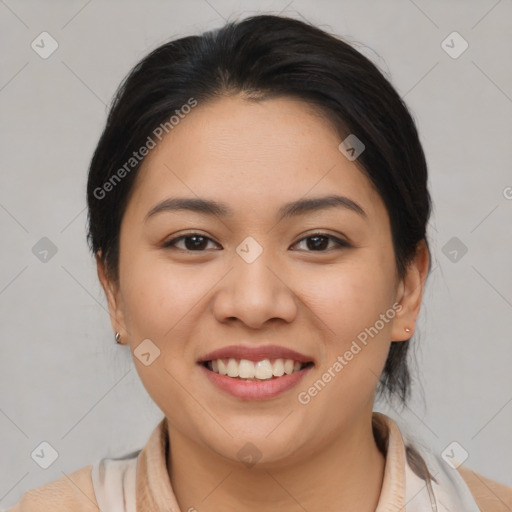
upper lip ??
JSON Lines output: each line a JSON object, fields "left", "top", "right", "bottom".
{"left": 198, "top": 345, "right": 314, "bottom": 364}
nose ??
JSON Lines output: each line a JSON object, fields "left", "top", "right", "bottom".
{"left": 211, "top": 250, "right": 298, "bottom": 329}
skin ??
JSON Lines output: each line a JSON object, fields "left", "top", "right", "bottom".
{"left": 97, "top": 94, "right": 429, "bottom": 511}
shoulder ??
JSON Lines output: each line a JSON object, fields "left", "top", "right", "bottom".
{"left": 457, "top": 465, "right": 512, "bottom": 512}
{"left": 5, "top": 464, "right": 99, "bottom": 512}
{"left": 377, "top": 413, "right": 511, "bottom": 512}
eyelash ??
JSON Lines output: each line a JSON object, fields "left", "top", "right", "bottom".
{"left": 162, "top": 232, "right": 350, "bottom": 252}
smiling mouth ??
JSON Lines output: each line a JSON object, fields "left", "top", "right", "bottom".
{"left": 202, "top": 358, "right": 314, "bottom": 381}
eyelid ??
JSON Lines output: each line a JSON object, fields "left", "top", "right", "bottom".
{"left": 162, "top": 231, "right": 220, "bottom": 250}
{"left": 291, "top": 232, "right": 350, "bottom": 251}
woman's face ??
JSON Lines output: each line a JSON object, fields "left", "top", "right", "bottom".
{"left": 99, "top": 94, "right": 423, "bottom": 466}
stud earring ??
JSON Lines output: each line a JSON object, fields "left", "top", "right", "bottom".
{"left": 404, "top": 327, "right": 411, "bottom": 333}
{"left": 115, "top": 332, "right": 122, "bottom": 344}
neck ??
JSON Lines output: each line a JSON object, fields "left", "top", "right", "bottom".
{"left": 166, "top": 412, "right": 386, "bottom": 512}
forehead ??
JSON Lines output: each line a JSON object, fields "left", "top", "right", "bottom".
{"left": 126, "top": 94, "right": 386, "bottom": 223}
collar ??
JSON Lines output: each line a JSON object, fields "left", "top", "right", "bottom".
{"left": 89, "top": 411, "right": 477, "bottom": 511}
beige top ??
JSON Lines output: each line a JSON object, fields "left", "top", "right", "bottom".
{"left": 5, "top": 413, "right": 512, "bottom": 511}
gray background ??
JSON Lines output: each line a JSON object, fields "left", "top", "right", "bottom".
{"left": 1, "top": 0, "right": 511, "bottom": 507}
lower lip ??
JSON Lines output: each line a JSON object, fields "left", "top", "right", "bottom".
{"left": 199, "top": 364, "right": 312, "bottom": 400}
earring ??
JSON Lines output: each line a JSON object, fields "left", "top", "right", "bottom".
{"left": 404, "top": 327, "right": 411, "bottom": 333}
{"left": 115, "top": 332, "right": 122, "bottom": 344}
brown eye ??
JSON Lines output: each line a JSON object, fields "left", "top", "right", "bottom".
{"left": 163, "top": 234, "right": 220, "bottom": 251}
{"left": 292, "top": 233, "right": 349, "bottom": 252}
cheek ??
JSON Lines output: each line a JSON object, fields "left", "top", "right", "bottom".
{"left": 296, "top": 253, "right": 397, "bottom": 403}
{"left": 119, "top": 252, "right": 228, "bottom": 399}
{"left": 119, "top": 254, "right": 214, "bottom": 421}
{"left": 121, "top": 251, "right": 211, "bottom": 339}
{"left": 302, "top": 254, "right": 397, "bottom": 343}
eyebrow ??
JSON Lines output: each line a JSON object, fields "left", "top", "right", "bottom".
{"left": 144, "top": 194, "right": 367, "bottom": 223}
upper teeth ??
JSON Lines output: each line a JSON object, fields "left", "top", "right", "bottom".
{"left": 209, "top": 358, "right": 303, "bottom": 380}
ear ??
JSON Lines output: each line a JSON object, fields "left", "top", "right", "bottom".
{"left": 391, "top": 239, "right": 430, "bottom": 341}
{"left": 96, "top": 250, "right": 128, "bottom": 343}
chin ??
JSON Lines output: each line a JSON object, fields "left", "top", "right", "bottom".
{"left": 196, "top": 418, "right": 311, "bottom": 467}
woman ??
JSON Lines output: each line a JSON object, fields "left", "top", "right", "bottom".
{"left": 7, "top": 13, "right": 511, "bottom": 512}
